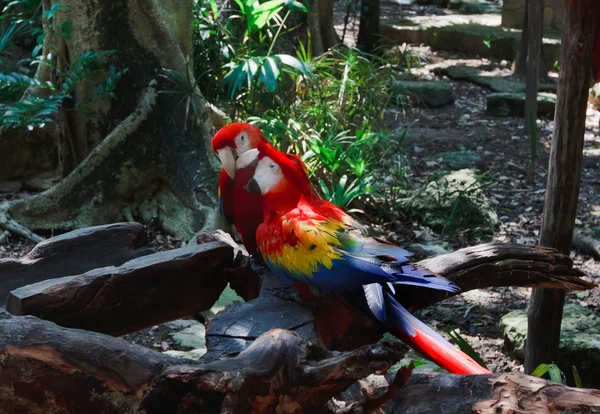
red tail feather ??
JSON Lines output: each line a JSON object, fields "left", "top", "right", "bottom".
{"left": 396, "top": 328, "right": 491, "bottom": 375}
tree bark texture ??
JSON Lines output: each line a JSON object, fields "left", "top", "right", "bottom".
{"left": 525, "top": 0, "right": 600, "bottom": 374}
{"left": 0, "top": 0, "right": 222, "bottom": 241}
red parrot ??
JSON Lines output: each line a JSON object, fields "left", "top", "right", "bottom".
{"left": 211, "top": 122, "right": 308, "bottom": 254}
{"left": 241, "top": 144, "right": 491, "bottom": 375}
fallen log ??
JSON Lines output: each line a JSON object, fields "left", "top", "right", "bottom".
{"left": 7, "top": 239, "right": 593, "bottom": 343}
{"left": 339, "top": 372, "right": 600, "bottom": 414}
{"left": 0, "top": 222, "right": 154, "bottom": 306}
{"left": 397, "top": 243, "right": 593, "bottom": 311}
{"left": 206, "top": 242, "right": 594, "bottom": 357}
{"left": 1, "top": 310, "right": 599, "bottom": 413}
{"left": 6, "top": 240, "right": 235, "bottom": 336}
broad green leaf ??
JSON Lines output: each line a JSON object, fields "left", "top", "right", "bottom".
{"left": 275, "top": 54, "right": 311, "bottom": 76}
{"left": 448, "top": 330, "right": 488, "bottom": 369}
{"left": 532, "top": 363, "right": 565, "bottom": 384}
{"left": 572, "top": 366, "right": 583, "bottom": 388}
{"left": 259, "top": 56, "right": 280, "bottom": 92}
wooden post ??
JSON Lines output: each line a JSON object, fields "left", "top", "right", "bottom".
{"left": 525, "top": 0, "right": 544, "bottom": 184}
{"left": 524, "top": 0, "right": 599, "bottom": 374}
{"left": 356, "top": 0, "right": 380, "bottom": 54}
{"left": 512, "top": 0, "right": 530, "bottom": 77}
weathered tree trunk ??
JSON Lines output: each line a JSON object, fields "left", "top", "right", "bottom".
{"left": 525, "top": 0, "right": 544, "bottom": 185}
{"left": 525, "top": 0, "right": 599, "bottom": 374}
{"left": 0, "top": 0, "right": 224, "bottom": 241}
{"left": 308, "top": 0, "right": 340, "bottom": 56}
{"left": 357, "top": 0, "right": 381, "bottom": 54}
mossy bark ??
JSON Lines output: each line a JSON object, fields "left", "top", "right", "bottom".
{"left": 0, "top": 0, "right": 223, "bottom": 240}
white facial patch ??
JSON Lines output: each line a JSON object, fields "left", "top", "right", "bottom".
{"left": 253, "top": 156, "right": 283, "bottom": 195}
{"left": 234, "top": 131, "right": 252, "bottom": 155}
{"left": 236, "top": 148, "right": 259, "bottom": 170}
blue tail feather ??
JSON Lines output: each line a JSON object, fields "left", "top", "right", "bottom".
{"left": 384, "top": 291, "right": 455, "bottom": 350}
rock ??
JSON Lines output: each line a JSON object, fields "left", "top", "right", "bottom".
{"left": 448, "top": 0, "right": 501, "bottom": 14}
{"left": 170, "top": 319, "right": 207, "bottom": 351}
{"left": 425, "top": 150, "right": 483, "bottom": 169}
{"left": 394, "top": 80, "right": 454, "bottom": 108}
{"left": 397, "top": 169, "right": 498, "bottom": 237}
{"left": 500, "top": 304, "right": 600, "bottom": 386}
{"left": 438, "top": 66, "right": 557, "bottom": 94}
{"left": 382, "top": 15, "right": 561, "bottom": 63}
{"left": 486, "top": 92, "right": 556, "bottom": 117}
{"left": 163, "top": 348, "right": 207, "bottom": 360}
{"left": 408, "top": 242, "right": 453, "bottom": 258}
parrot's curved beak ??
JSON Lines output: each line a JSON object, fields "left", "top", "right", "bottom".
{"left": 236, "top": 148, "right": 259, "bottom": 170}
{"left": 244, "top": 178, "right": 261, "bottom": 194}
{"left": 218, "top": 148, "right": 236, "bottom": 179}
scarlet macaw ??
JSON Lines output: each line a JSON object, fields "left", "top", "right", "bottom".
{"left": 211, "top": 122, "right": 308, "bottom": 254}
{"left": 240, "top": 145, "right": 492, "bottom": 375}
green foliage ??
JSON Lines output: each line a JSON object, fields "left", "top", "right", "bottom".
{"left": 232, "top": 0, "right": 306, "bottom": 39}
{"left": 448, "top": 329, "right": 488, "bottom": 369}
{"left": 224, "top": 54, "right": 311, "bottom": 99}
{"left": 318, "top": 175, "right": 375, "bottom": 207}
{"left": 0, "top": 0, "right": 128, "bottom": 130}
{"left": 159, "top": 64, "right": 203, "bottom": 129}
{"left": 192, "top": 0, "right": 312, "bottom": 109}
{"left": 0, "top": 49, "right": 127, "bottom": 129}
{"left": 192, "top": 0, "right": 410, "bottom": 208}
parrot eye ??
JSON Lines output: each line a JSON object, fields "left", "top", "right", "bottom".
{"left": 270, "top": 163, "right": 275, "bottom": 169}
{"left": 240, "top": 135, "right": 245, "bottom": 142}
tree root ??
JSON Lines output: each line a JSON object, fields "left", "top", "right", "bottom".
{"left": 0, "top": 204, "right": 43, "bottom": 243}
{"left": 2, "top": 78, "right": 218, "bottom": 241}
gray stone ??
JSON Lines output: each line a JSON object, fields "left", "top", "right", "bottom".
{"left": 170, "top": 320, "right": 207, "bottom": 351}
{"left": 426, "top": 150, "right": 483, "bottom": 169}
{"left": 500, "top": 304, "right": 600, "bottom": 386}
{"left": 440, "top": 65, "right": 556, "bottom": 94}
{"left": 502, "top": 0, "right": 562, "bottom": 30}
{"left": 487, "top": 92, "right": 556, "bottom": 117}
{"left": 394, "top": 80, "right": 454, "bottom": 108}
{"left": 200, "top": 285, "right": 245, "bottom": 319}
{"left": 397, "top": 169, "right": 498, "bottom": 237}
{"left": 382, "top": 15, "right": 560, "bottom": 63}
{"left": 163, "top": 348, "right": 207, "bottom": 360}
{"left": 408, "top": 242, "right": 453, "bottom": 258}
{"left": 448, "top": 0, "right": 501, "bottom": 15}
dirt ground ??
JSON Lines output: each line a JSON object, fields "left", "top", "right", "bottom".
{"left": 2, "top": 0, "right": 600, "bottom": 379}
